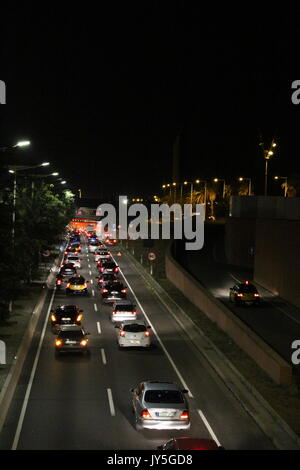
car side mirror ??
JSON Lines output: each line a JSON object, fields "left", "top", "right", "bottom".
{"left": 182, "top": 389, "right": 189, "bottom": 394}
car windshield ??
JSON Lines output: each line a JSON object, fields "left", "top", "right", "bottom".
{"left": 56, "top": 307, "right": 77, "bottom": 315}
{"left": 90, "top": 241, "right": 99, "bottom": 245}
{"left": 239, "top": 284, "right": 257, "bottom": 293}
{"left": 63, "top": 264, "right": 75, "bottom": 270}
{"left": 67, "top": 256, "right": 79, "bottom": 260}
{"left": 116, "top": 305, "right": 134, "bottom": 311}
{"left": 144, "top": 390, "right": 184, "bottom": 404}
{"left": 123, "top": 324, "right": 146, "bottom": 332}
{"left": 59, "top": 331, "right": 83, "bottom": 339}
{"left": 104, "top": 263, "right": 116, "bottom": 268}
{"left": 108, "top": 283, "right": 123, "bottom": 289}
{"left": 70, "top": 278, "right": 85, "bottom": 285}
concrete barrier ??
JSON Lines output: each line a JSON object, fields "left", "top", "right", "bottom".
{"left": 165, "top": 245, "right": 293, "bottom": 385}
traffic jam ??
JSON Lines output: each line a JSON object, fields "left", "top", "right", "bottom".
{"left": 52, "top": 226, "right": 224, "bottom": 451}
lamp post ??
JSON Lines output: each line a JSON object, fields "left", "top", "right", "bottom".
{"left": 274, "top": 176, "right": 288, "bottom": 197}
{"left": 0, "top": 140, "right": 31, "bottom": 153}
{"left": 261, "top": 139, "right": 277, "bottom": 196}
{"left": 238, "top": 177, "right": 252, "bottom": 196}
{"left": 213, "top": 178, "right": 226, "bottom": 198}
{"left": 195, "top": 179, "right": 207, "bottom": 219}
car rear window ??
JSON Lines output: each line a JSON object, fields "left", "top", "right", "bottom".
{"left": 68, "top": 256, "right": 79, "bottom": 260}
{"left": 239, "top": 284, "right": 257, "bottom": 293}
{"left": 59, "top": 331, "right": 83, "bottom": 339}
{"left": 56, "top": 307, "right": 77, "bottom": 315}
{"left": 123, "top": 324, "right": 146, "bottom": 332}
{"left": 144, "top": 390, "right": 184, "bottom": 404}
{"left": 70, "top": 278, "right": 85, "bottom": 285}
{"left": 116, "top": 305, "right": 134, "bottom": 311}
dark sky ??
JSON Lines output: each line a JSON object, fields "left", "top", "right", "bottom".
{"left": 1, "top": 7, "right": 300, "bottom": 199}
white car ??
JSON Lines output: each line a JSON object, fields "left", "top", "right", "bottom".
{"left": 65, "top": 255, "right": 81, "bottom": 269}
{"left": 88, "top": 241, "right": 101, "bottom": 253}
{"left": 115, "top": 320, "right": 151, "bottom": 348}
{"left": 111, "top": 301, "right": 137, "bottom": 323}
{"left": 94, "top": 248, "right": 111, "bottom": 262}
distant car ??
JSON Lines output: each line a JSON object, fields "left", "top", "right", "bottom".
{"left": 229, "top": 280, "right": 260, "bottom": 306}
{"left": 59, "top": 263, "right": 77, "bottom": 278}
{"left": 157, "top": 438, "right": 223, "bottom": 450}
{"left": 111, "top": 300, "right": 137, "bottom": 322}
{"left": 65, "top": 246, "right": 80, "bottom": 255}
{"left": 64, "top": 254, "right": 81, "bottom": 269}
{"left": 104, "top": 238, "right": 117, "bottom": 246}
{"left": 50, "top": 305, "right": 83, "bottom": 332}
{"left": 66, "top": 275, "right": 89, "bottom": 295}
{"left": 96, "top": 273, "right": 118, "bottom": 286}
{"left": 131, "top": 381, "right": 190, "bottom": 431}
{"left": 88, "top": 240, "right": 101, "bottom": 253}
{"left": 98, "top": 260, "right": 119, "bottom": 274}
{"left": 115, "top": 320, "right": 151, "bottom": 348}
{"left": 54, "top": 325, "right": 90, "bottom": 356}
{"left": 101, "top": 281, "right": 127, "bottom": 303}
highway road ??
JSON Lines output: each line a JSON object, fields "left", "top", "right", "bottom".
{"left": 0, "top": 235, "right": 274, "bottom": 450}
{"left": 175, "top": 223, "right": 300, "bottom": 366}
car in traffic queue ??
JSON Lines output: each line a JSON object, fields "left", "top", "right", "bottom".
{"left": 115, "top": 320, "right": 151, "bottom": 348}
{"left": 64, "top": 254, "right": 81, "bottom": 269}
{"left": 94, "top": 248, "right": 111, "bottom": 262}
{"left": 104, "top": 237, "right": 117, "bottom": 246}
{"left": 50, "top": 305, "right": 83, "bottom": 332}
{"left": 88, "top": 240, "right": 101, "bottom": 253}
{"left": 131, "top": 381, "right": 190, "bottom": 431}
{"left": 66, "top": 274, "right": 89, "bottom": 296}
{"left": 58, "top": 263, "right": 77, "bottom": 278}
{"left": 54, "top": 325, "right": 90, "bottom": 356}
{"left": 111, "top": 300, "right": 137, "bottom": 322}
{"left": 157, "top": 438, "right": 223, "bottom": 450}
{"left": 98, "top": 260, "right": 119, "bottom": 274}
{"left": 64, "top": 246, "right": 80, "bottom": 256}
{"left": 100, "top": 281, "right": 127, "bottom": 303}
{"left": 229, "top": 280, "right": 261, "bottom": 306}
{"left": 96, "top": 273, "right": 119, "bottom": 286}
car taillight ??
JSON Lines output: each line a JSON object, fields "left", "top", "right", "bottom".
{"left": 102, "top": 288, "right": 108, "bottom": 293}
{"left": 132, "top": 311, "right": 136, "bottom": 315}
{"left": 121, "top": 289, "right": 126, "bottom": 293}
{"left": 100, "top": 267, "right": 104, "bottom": 272}
{"left": 237, "top": 293, "right": 243, "bottom": 297}
{"left": 80, "top": 340, "right": 87, "bottom": 346}
{"left": 114, "top": 268, "right": 119, "bottom": 272}
{"left": 112, "top": 311, "right": 116, "bottom": 315}
{"left": 64, "top": 251, "right": 67, "bottom": 254}
{"left": 180, "top": 411, "right": 189, "bottom": 420}
{"left": 51, "top": 314, "right": 56, "bottom": 322}
{"left": 83, "top": 283, "right": 87, "bottom": 288}
{"left": 56, "top": 279, "right": 61, "bottom": 285}
{"left": 66, "top": 283, "right": 70, "bottom": 288}
{"left": 141, "top": 409, "right": 150, "bottom": 419}
{"left": 55, "top": 339, "right": 62, "bottom": 346}
{"left": 144, "top": 330, "right": 150, "bottom": 337}
{"left": 76, "top": 314, "right": 83, "bottom": 322}
{"left": 254, "top": 293, "right": 260, "bottom": 297}
{"left": 119, "top": 330, "right": 125, "bottom": 337}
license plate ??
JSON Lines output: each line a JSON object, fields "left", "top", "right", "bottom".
{"left": 130, "top": 340, "right": 140, "bottom": 344}
{"left": 62, "top": 317, "right": 71, "bottom": 321}
{"left": 66, "top": 340, "right": 77, "bottom": 344}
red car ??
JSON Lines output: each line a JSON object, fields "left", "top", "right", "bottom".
{"left": 157, "top": 438, "right": 224, "bottom": 450}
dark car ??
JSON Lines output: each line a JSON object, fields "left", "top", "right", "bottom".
{"left": 59, "top": 263, "right": 77, "bottom": 277}
{"left": 54, "top": 325, "right": 90, "bottom": 356}
{"left": 229, "top": 280, "right": 261, "bottom": 306}
{"left": 50, "top": 305, "right": 83, "bottom": 332}
{"left": 96, "top": 273, "right": 118, "bottom": 286}
{"left": 157, "top": 438, "right": 224, "bottom": 450}
{"left": 100, "top": 281, "right": 127, "bottom": 303}
{"left": 98, "top": 260, "right": 119, "bottom": 274}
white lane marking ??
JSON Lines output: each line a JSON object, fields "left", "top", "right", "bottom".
{"left": 107, "top": 388, "right": 115, "bottom": 416}
{"left": 12, "top": 287, "right": 57, "bottom": 450}
{"left": 101, "top": 348, "right": 107, "bottom": 365}
{"left": 92, "top": 289, "right": 95, "bottom": 297}
{"left": 97, "top": 321, "right": 101, "bottom": 334}
{"left": 198, "top": 409, "right": 221, "bottom": 446}
{"left": 90, "top": 280, "right": 93, "bottom": 284}
{"left": 94, "top": 303, "right": 98, "bottom": 312}
{"left": 88, "top": 264, "right": 91, "bottom": 268}
{"left": 89, "top": 270, "right": 92, "bottom": 276}
{"left": 111, "top": 255, "right": 193, "bottom": 398}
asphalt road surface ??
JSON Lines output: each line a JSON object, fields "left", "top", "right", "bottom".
{"left": 0, "top": 236, "right": 274, "bottom": 450}
{"left": 175, "top": 223, "right": 300, "bottom": 365}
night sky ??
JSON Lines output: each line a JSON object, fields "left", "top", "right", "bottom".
{"left": 1, "top": 7, "right": 300, "bottom": 199}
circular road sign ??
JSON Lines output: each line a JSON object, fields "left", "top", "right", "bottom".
{"left": 148, "top": 251, "right": 156, "bottom": 262}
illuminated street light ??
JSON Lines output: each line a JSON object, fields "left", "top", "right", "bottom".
{"left": 213, "top": 178, "right": 226, "bottom": 198}
{"left": 14, "top": 140, "right": 31, "bottom": 148}
{"left": 238, "top": 177, "right": 252, "bottom": 196}
{"left": 260, "top": 137, "right": 277, "bottom": 196}
{"left": 274, "top": 176, "right": 288, "bottom": 197}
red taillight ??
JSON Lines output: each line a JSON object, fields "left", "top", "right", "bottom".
{"left": 66, "top": 283, "right": 70, "bottom": 288}
{"left": 100, "top": 267, "right": 104, "bottom": 272}
{"left": 112, "top": 311, "right": 116, "bottom": 315}
{"left": 132, "top": 311, "right": 136, "bottom": 315}
{"left": 83, "top": 283, "right": 87, "bottom": 288}
{"left": 141, "top": 409, "right": 150, "bottom": 419}
{"left": 237, "top": 293, "right": 243, "bottom": 297}
{"left": 121, "top": 289, "right": 126, "bottom": 293}
{"left": 102, "top": 288, "right": 108, "bottom": 293}
{"left": 76, "top": 314, "right": 83, "bottom": 322}
{"left": 144, "top": 330, "right": 150, "bottom": 337}
{"left": 64, "top": 251, "right": 67, "bottom": 254}
{"left": 56, "top": 279, "right": 61, "bottom": 285}
{"left": 119, "top": 330, "right": 125, "bottom": 337}
{"left": 180, "top": 411, "right": 189, "bottom": 420}
{"left": 254, "top": 293, "right": 260, "bottom": 297}
{"left": 114, "top": 268, "right": 119, "bottom": 273}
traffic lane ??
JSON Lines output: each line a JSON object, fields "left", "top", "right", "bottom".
{"left": 110, "top": 247, "right": 274, "bottom": 449}
{"left": 183, "top": 248, "right": 300, "bottom": 363}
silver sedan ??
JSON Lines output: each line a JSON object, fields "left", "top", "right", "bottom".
{"left": 131, "top": 381, "right": 190, "bottom": 430}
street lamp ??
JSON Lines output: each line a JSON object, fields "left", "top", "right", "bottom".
{"left": 213, "top": 178, "right": 226, "bottom": 198}
{"left": 0, "top": 140, "right": 31, "bottom": 152}
{"left": 260, "top": 138, "right": 277, "bottom": 196}
{"left": 238, "top": 177, "right": 252, "bottom": 196}
{"left": 274, "top": 176, "right": 288, "bottom": 197}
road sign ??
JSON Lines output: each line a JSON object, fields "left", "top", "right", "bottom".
{"left": 148, "top": 252, "right": 156, "bottom": 262}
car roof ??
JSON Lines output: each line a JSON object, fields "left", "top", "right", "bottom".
{"left": 143, "top": 381, "right": 181, "bottom": 391}
{"left": 58, "top": 325, "right": 82, "bottom": 332}
{"left": 114, "top": 300, "right": 133, "bottom": 306}
{"left": 55, "top": 305, "right": 78, "bottom": 312}
{"left": 121, "top": 320, "right": 146, "bottom": 326}
{"left": 172, "top": 438, "right": 220, "bottom": 450}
